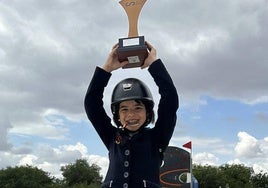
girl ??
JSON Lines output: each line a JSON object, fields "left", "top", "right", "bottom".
{"left": 84, "top": 42, "right": 179, "bottom": 188}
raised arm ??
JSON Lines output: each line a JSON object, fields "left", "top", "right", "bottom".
{"left": 146, "top": 42, "right": 179, "bottom": 150}
{"left": 84, "top": 44, "right": 128, "bottom": 149}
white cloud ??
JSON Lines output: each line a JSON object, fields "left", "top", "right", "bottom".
{"left": 252, "top": 162, "right": 268, "bottom": 174}
{"left": 88, "top": 155, "right": 109, "bottom": 177}
{"left": 35, "top": 143, "right": 109, "bottom": 178}
{"left": 61, "top": 142, "right": 88, "bottom": 158}
{"left": 227, "top": 158, "right": 268, "bottom": 174}
{"left": 227, "top": 158, "right": 243, "bottom": 165}
{"left": 0, "top": 142, "right": 109, "bottom": 178}
{"left": 235, "top": 132, "right": 262, "bottom": 158}
{"left": 18, "top": 154, "right": 38, "bottom": 166}
{"left": 194, "top": 152, "right": 219, "bottom": 166}
{"left": 0, "top": 0, "right": 268, "bottom": 179}
{"left": 1, "top": 0, "right": 267, "bottom": 141}
{"left": 230, "top": 132, "right": 268, "bottom": 174}
{"left": 38, "top": 161, "right": 62, "bottom": 178}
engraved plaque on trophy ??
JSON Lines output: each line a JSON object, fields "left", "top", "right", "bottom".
{"left": 117, "top": 0, "right": 148, "bottom": 68}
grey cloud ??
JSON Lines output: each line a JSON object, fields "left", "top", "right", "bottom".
{"left": 0, "top": 115, "right": 12, "bottom": 151}
{"left": 0, "top": 1, "right": 268, "bottom": 176}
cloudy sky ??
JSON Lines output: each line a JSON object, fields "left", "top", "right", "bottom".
{"left": 1, "top": 0, "right": 268, "bottom": 178}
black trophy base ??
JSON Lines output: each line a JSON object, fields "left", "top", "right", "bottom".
{"left": 117, "top": 36, "right": 148, "bottom": 69}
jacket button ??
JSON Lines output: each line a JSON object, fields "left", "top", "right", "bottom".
{"left": 124, "top": 149, "right": 130, "bottom": 156}
{"left": 124, "top": 172, "right": 129, "bottom": 178}
{"left": 123, "top": 183, "right": 128, "bottom": 188}
{"left": 124, "top": 161, "right": 129, "bottom": 167}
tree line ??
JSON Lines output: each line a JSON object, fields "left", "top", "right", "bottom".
{"left": 0, "top": 159, "right": 101, "bottom": 188}
{"left": 193, "top": 164, "right": 268, "bottom": 188}
{"left": 0, "top": 159, "right": 267, "bottom": 188}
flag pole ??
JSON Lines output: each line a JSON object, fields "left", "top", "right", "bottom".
{"left": 190, "top": 146, "right": 193, "bottom": 188}
{"left": 183, "top": 141, "right": 193, "bottom": 188}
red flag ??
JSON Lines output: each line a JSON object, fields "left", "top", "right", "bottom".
{"left": 183, "top": 141, "right": 192, "bottom": 149}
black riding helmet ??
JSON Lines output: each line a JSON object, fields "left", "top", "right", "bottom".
{"left": 111, "top": 78, "right": 155, "bottom": 128}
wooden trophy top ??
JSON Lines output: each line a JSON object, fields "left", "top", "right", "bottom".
{"left": 119, "top": 0, "right": 147, "bottom": 37}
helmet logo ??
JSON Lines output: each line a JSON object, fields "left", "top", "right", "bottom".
{"left": 123, "top": 83, "right": 132, "bottom": 91}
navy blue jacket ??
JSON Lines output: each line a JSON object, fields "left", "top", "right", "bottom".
{"left": 84, "top": 59, "right": 179, "bottom": 188}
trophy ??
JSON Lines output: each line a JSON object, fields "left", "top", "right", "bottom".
{"left": 117, "top": 0, "right": 148, "bottom": 68}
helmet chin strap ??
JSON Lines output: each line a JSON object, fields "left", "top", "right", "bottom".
{"left": 122, "top": 123, "right": 128, "bottom": 131}
{"left": 119, "top": 122, "right": 148, "bottom": 134}
{"left": 118, "top": 115, "right": 150, "bottom": 132}
{"left": 118, "top": 122, "right": 127, "bottom": 131}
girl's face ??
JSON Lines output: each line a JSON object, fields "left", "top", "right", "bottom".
{"left": 119, "top": 100, "right": 146, "bottom": 131}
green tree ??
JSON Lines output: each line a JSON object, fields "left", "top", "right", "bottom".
{"left": 220, "top": 164, "right": 253, "bottom": 188}
{"left": 60, "top": 159, "right": 102, "bottom": 187}
{"left": 0, "top": 165, "right": 53, "bottom": 188}
{"left": 193, "top": 164, "right": 223, "bottom": 188}
{"left": 251, "top": 171, "right": 268, "bottom": 188}
{"left": 193, "top": 164, "right": 262, "bottom": 188}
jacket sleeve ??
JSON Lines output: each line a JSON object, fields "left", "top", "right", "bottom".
{"left": 148, "top": 59, "right": 179, "bottom": 150}
{"left": 84, "top": 67, "right": 116, "bottom": 150}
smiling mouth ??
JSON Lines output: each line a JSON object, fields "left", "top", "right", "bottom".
{"left": 125, "top": 121, "right": 139, "bottom": 127}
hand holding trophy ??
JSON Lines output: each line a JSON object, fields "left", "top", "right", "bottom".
{"left": 117, "top": 0, "right": 148, "bottom": 68}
